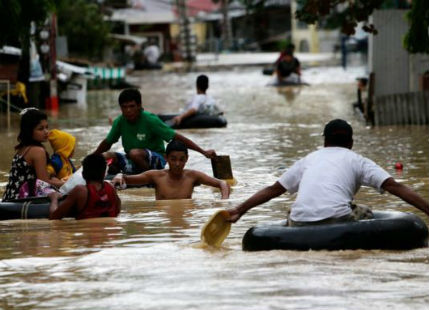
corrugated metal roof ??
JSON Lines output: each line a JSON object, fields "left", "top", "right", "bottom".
{"left": 109, "top": 8, "right": 175, "bottom": 24}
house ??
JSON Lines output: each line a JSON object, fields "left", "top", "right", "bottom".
{"left": 290, "top": 0, "right": 339, "bottom": 53}
{"left": 367, "top": 9, "right": 429, "bottom": 125}
{"left": 107, "top": 0, "right": 175, "bottom": 57}
{"left": 0, "top": 46, "right": 21, "bottom": 83}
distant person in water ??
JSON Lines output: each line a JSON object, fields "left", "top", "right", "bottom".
{"left": 228, "top": 119, "right": 429, "bottom": 225}
{"left": 93, "top": 88, "right": 216, "bottom": 175}
{"left": 49, "top": 154, "right": 121, "bottom": 220}
{"left": 111, "top": 140, "right": 230, "bottom": 200}
{"left": 275, "top": 43, "right": 301, "bottom": 82}
{"left": 172, "top": 75, "right": 222, "bottom": 126}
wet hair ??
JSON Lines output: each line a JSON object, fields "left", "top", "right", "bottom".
{"left": 166, "top": 139, "right": 188, "bottom": 156}
{"left": 284, "top": 43, "right": 295, "bottom": 55}
{"left": 15, "top": 108, "right": 48, "bottom": 150}
{"left": 196, "top": 75, "right": 209, "bottom": 92}
{"left": 82, "top": 154, "right": 107, "bottom": 182}
{"left": 357, "top": 77, "right": 368, "bottom": 87}
{"left": 118, "top": 88, "right": 142, "bottom": 106}
{"left": 323, "top": 119, "right": 353, "bottom": 147}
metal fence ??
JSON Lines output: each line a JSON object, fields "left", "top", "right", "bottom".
{"left": 373, "top": 91, "right": 429, "bottom": 126}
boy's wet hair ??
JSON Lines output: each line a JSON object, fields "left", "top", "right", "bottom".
{"left": 166, "top": 139, "right": 188, "bottom": 156}
{"left": 357, "top": 77, "right": 368, "bottom": 87}
{"left": 16, "top": 108, "right": 47, "bottom": 150}
{"left": 82, "top": 154, "right": 107, "bottom": 182}
{"left": 196, "top": 75, "right": 209, "bottom": 92}
{"left": 284, "top": 43, "right": 295, "bottom": 55}
{"left": 323, "top": 119, "right": 353, "bottom": 147}
{"left": 118, "top": 88, "right": 142, "bottom": 106}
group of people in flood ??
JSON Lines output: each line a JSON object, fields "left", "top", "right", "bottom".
{"left": 2, "top": 83, "right": 429, "bottom": 227}
{"left": 1, "top": 84, "right": 229, "bottom": 220}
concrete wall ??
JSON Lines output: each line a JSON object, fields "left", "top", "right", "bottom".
{"left": 369, "top": 10, "right": 410, "bottom": 97}
{"left": 369, "top": 9, "right": 429, "bottom": 96}
{"left": 409, "top": 54, "right": 429, "bottom": 92}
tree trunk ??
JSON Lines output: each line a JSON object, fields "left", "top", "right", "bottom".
{"left": 221, "top": 0, "right": 232, "bottom": 50}
{"left": 17, "top": 32, "right": 30, "bottom": 85}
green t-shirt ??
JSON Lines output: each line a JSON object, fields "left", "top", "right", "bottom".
{"left": 106, "top": 110, "right": 176, "bottom": 154}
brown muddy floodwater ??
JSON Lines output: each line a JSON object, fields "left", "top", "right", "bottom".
{"left": 0, "top": 66, "right": 428, "bottom": 310}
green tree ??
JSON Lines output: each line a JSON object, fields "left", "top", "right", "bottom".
{"left": 56, "top": 0, "right": 111, "bottom": 60}
{"left": 0, "top": 0, "right": 54, "bottom": 46}
{"left": 295, "top": 0, "right": 385, "bottom": 35}
{"left": 404, "top": 0, "right": 429, "bottom": 54}
{"left": 0, "top": 0, "right": 55, "bottom": 82}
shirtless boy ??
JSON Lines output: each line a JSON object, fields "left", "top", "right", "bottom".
{"left": 111, "top": 140, "right": 230, "bottom": 200}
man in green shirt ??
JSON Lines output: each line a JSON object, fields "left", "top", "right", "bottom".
{"left": 94, "top": 88, "right": 216, "bottom": 174}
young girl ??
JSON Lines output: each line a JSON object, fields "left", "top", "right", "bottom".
{"left": 2, "top": 108, "right": 64, "bottom": 201}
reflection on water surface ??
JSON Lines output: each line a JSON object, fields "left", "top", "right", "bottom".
{"left": 0, "top": 67, "right": 428, "bottom": 310}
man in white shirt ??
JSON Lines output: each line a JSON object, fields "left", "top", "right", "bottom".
{"left": 143, "top": 43, "right": 160, "bottom": 65}
{"left": 172, "top": 75, "right": 221, "bottom": 125}
{"left": 228, "top": 119, "right": 429, "bottom": 225}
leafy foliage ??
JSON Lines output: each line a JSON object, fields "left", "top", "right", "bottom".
{"left": 295, "top": 0, "right": 385, "bottom": 35}
{"left": 56, "top": 0, "right": 111, "bottom": 60}
{"left": 0, "top": 0, "right": 55, "bottom": 46}
{"left": 403, "top": 0, "right": 429, "bottom": 54}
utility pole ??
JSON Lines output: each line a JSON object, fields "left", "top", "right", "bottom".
{"left": 48, "top": 13, "right": 58, "bottom": 110}
{"left": 221, "top": 0, "right": 233, "bottom": 51}
{"left": 176, "top": 0, "right": 195, "bottom": 63}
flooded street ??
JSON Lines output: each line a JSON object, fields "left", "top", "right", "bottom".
{"left": 0, "top": 66, "right": 428, "bottom": 310}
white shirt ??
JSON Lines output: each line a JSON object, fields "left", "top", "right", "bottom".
{"left": 143, "top": 45, "right": 160, "bottom": 64}
{"left": 185, "top": 94, "right": 216, "bottom": 112}
{"left": 278, "top": 147, "right": 391, "bottom": 222}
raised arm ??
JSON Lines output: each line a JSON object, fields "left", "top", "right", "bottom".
{"left": 382, "top": 177, "right": 429, "bottom": 216}
{"left": 174, "top": 133, "right": 216, "bottom": 159}
{"left": 93, "top": 139, "right": 113, "bottom": 155}
{"left": 111, "top": 170, "right": 155, "bottom": 188}
{"left": 227, "top": 181, "right": 287, "bottom": 223}
{"left": 195, "top": 171, "right": 230, "bottom": 199}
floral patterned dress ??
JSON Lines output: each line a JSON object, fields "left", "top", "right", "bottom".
{"left": 2, "top": 150, "right": 36, "bottom": 201}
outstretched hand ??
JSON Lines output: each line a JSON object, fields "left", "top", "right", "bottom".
{"left": 227, "top": 207, "right": 242, "bottom": 223}
{"left": 204, "top": 149, "right": 217, "bottom": 159}
{"left": 111, "top": 173, "right": 127, "bottom": 190}
{"left": 172, "top": 116, "right": 181, "bottom": 125}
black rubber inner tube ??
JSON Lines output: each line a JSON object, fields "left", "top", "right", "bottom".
{"left": 242, "top": 211, "right": 429, "bottom": 251}
{"left": 0, "top": 201, "right": 50, "bottom": 220}
{"left": 157, "top": 114, "right": 227, "bottom": 129}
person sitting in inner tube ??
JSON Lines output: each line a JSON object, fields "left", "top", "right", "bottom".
{"left": 275, "top": 45, "right": 301, "bottom": 83}
{"left": 2, "top": 108, "right": 65, "bottom": 201}
{"left": 111, "top": 139, "right": 230, "bottom": 200}
{"left": 93, "top": 88, "right": 216, "bottom": 176}
{"left": 228, "top": 119, "right": 429, "bottom": 226}
{"left": 172, "top": 75, "right": 222, "bottom": 126}
{"left": 48, "top": 153, "right": 121, "bottom": 220}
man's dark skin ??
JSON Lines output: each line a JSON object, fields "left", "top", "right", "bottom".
{"left": 94, "top": 100, "right": 216, "bottom": 171}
